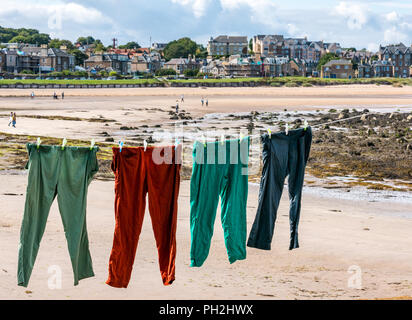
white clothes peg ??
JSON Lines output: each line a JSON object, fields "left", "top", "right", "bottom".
{"left": 285, "top": 123, "right": 289, "bottom": 135}
{"left": 90, "top": 139, "right": 95, "bottom": 150}
{"left": 304, "top": 120, "right": 308, "bottom": 131}
{"left": 220, "top": 134, "right": 225, "bottom": 145}
{"left": 268, "top": 128, "right": 272, "bottom": 138}
{"left": 239, "top": 132, "right": 244, "bottom": 143}
{"left": 144, "top": 140, "right": 148, "bottom": 152}
{"left": 201, "top": 135, "right": 206, "bottom": 147}
{"left": 61, "top": 138, "right": 67, "bottom": 150}
{"left": 36, "top": 137, "right": 41, "bottom": 149}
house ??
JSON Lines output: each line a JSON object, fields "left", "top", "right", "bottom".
{"left": 378, "top": 43, "right": 411, "bottom": 78}
{"left": 372, "top": 60, "right": 394, "bottom": 78}
{"left": 84, "top": 53, "right": 130, "bottom": 75}
{"left": 252, "top": 35, "right": 284, "bottom": 56}
{"left": 357, "top": 63, "right": 374, "bottom": 78}
{"left": 262, "top": 56, "right": 289, "bottom": 77}
{"left": 0, "top": 50, "right": 5, "bottom": 72}
{"left": 321, "top": 59, "right": 354, "bottom": 79}
{"left": 151, "top": 43, "right": 168, "bottom": 51}
{"left": 207, "top": 36, "right": 248, "bottom": 56}
{"left": 163, "top": 57, "right": 198, "bottom": 74}
{"left": 200, "top": 59, "right": 225, "bottom": 77}
{"left": 130, "top": 52, "right": 162, "bottom": 74}
{"left": 3, "top": 45, "right": 75, "bottom": 74}
{"left": 222, "top": 56, "right": 262, "bottom": 77}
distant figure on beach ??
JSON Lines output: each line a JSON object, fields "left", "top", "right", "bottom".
{"left": 201, "top": 97, "right": 204, "bottom": 106}
{"left": 176, "top": 100, "right": 179, "bottom": 114}
{"left": 181, "top": 94, "right": 184, "bottom": 103}
{"left": 12, "top": 112, "right": 16, "bottom": 128}
{"left": 30, "top": 92, "right": 35, "bottom": 99}
{"left": 62, "top": 92, "right": 65, "bottom": 100}
{"left": 8, "top": 112, "right": 13, "bottom": 126}
{"left": 53, "top": 92, "right": 58, "bottom": 99}
{"left": 205, "top": 98, "right": 208, "bottom": 107}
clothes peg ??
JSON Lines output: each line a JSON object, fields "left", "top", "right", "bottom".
{"left": 268, "top": 128, "right": 272, "bottom": 138}
{"left": 285, "top": 123, "right": 289, "bottom": 135}
{"left": 144, "top": 140, "right": 148, "bottom": 152}
{"left": 61, "top": 138, "right": 67, "bottom": 150}
{"left": 220, "top": 134, "right": 225, "bottom": 145}
{"left": 175, "top": 138, "right": 180, "bottom": 148}
{"left": 304, "top": 120, "right": 308, "bottom": 131}
{"left": 119, "top": 140, "right": 124, "bottom": 153}
{"left": 90, "top": 139, "right": 95, "bottom": 150}
{"left": 36, "top": 137, "right": 41, "bottom": 149}
{"left": 239, "top": 132, "right": 244, "bottom": 143}
{"left": 201, "top": 135, "right": 206, "bottom": 147}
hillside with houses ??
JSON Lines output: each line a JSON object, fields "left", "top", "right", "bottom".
{"left": 0, "top": 27, "right": 411, "bottom": 80}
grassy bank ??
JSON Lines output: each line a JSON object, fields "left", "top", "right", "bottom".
{"left": 0, "top": 76, "right": 411, "bottom": 87}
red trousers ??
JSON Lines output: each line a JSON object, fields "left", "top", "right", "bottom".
{"left": 106, "top": 146, "right": 181, "bottom": 288}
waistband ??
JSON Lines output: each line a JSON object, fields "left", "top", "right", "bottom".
{"left": 262, "top": 127, "right": 312, "bottom": 141}
{"left": 112, "top": 145, "right": 182, "bottom": 156}
{"left": 193, "top": 137, "right": 250, "bottom": 149}
{"left": 27, "top": 143, "right": 99, "bottom": 153}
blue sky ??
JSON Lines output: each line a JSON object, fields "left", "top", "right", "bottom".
{"left": 0, "top": 0, "right": 411, "bottom": 51}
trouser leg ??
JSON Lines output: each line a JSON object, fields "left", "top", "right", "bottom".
{"left": 106, "top": 148, "right": 147, "bottom": 288}
{"left": 147, "top": 146, "right": 181, "bottom": 285}
{"left": 18, "top": 145, "right": 59, "bottom": 287}
{"left": 57, "top": 147, "right": 99, "bottom": 285}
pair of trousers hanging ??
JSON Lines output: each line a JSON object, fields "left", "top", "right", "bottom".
{"left": 18, "top": 144, "right": 99, "bottom": 287}
{"left": 248, "top": 127, "right": 312, "bottom": 251}
{"left": 106, "top": 146, "right": 181, "bottom": 288}
{"left": 190, "top": 138, "right": 250, "bottom": 267}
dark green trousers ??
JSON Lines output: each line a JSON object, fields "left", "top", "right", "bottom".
{"left": 248, "top": 128, "right": 312, "bottom": 251}
{"left": 18, "top": 144, "right": 99, "bottom": 287}
{"left": 190, "top": 138, "right": 250, "bottom": 267}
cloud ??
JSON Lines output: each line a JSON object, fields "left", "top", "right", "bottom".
{"left": 385, "top": 11, "right": 399, "bottom": 22}
{"left": 171, "top": 0, "right": 211, "bottom": 18}
{"left": 334, "top": 1, "right": 369, "bottom": 30}
{"left": 383, "top": 26, "right": 407, "bottom": 44}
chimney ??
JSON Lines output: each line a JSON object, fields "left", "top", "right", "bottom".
{"left": 60, "top": 45, "right": 67, "bottom": 52}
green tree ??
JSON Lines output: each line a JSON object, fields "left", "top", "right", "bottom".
{"left": 317, "top": 53, "right": 339, "bottom": 71}
{"left": 196, "top": 44, "right": 208, "bottom": 59}
{"left": 119, "top": 41, "right": 141, "bottom": 49}
{"left": 76, "top": 36, "right": 96, "bottom": 45}
{"left": 184, "top": 68, "right": 200, "bottom": 77}
{"left": 249, "top": 38, "right": 253, "bottom": 52}
{"left": 163, "top": 37, "right": 197, "bottom": 61}
{"left": 69, "top": 49, "right": 89, "bottom": 65}
{"left": 49, "top": 39, "right": 75, "bottom": 50}
{"left": 155, "top": 69, "right": 177, "bottom": 76}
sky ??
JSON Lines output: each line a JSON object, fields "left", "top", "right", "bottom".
{"left": 0, "top": 0, "right": 411, "bottom": 51}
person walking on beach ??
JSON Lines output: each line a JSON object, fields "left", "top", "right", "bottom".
{"left": 12, "top": 112, "right": 16, "bottom": 128}
{"left": 181, "top": 94, "right": 184, "bottom": 103}
{"left": 8, "top": 112, "right": 13, "bottom": 126}
{"left": 205, "top": 98, "right": 208, "bottom": 107}
{"left": 30, "top": 92, "right": 35, "bottom": 99}
{"left": 62, "top": 92, "right": 64, "bottom": 100}
{"left": 201, "top": 97, "right": 204, "bottom": 106}
{"left": 176, "top": 100, "right": 179, "bottom": 114}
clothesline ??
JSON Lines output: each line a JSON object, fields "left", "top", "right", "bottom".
{"left": 3, "top": 111, "right": 372, "bottom": 150}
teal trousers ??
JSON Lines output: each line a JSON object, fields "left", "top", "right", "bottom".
{"left": 18, "top": 144, "right": 99, "bottom": 287}
{"left": 190, "top": 138, "right": 249, "bottom": 267}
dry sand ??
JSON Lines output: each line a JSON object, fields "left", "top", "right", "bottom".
{"left": 1, "top": 174, "right": 412, "bottom": 300}
{"left": 0, "top": 85, "right": 412, "bottom": 300}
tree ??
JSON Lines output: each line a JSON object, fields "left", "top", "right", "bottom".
{"left": 70, "top": 49, "right": 89, "bottom": 66}
{"left": 163, "top": 37, "right": 197, "bottom": 61}
{"left": 76, "top": 36, "right": 96, "bottom": 45}
{"left": 119, "top": 41, "right": 141, "bottom": 49}
{"left": 196, "top": 44, "right": 208, "bottom": 59}
{"left": 155, "top": 69, "right": 177, "bottom": 76}
{"left": 249, "top": 38, "right": 253, "bottom": 52}
{"left": 317, "top": 53, "right": 339, "bottom": 71}
{"left": 49, "top": 39, "right": 75, "bottom": 50}
{"left": 94, "top": 42, "right": 106, "bottom": 53}
{"left": 184, "top": 68, "right": 200, "bottom": 77}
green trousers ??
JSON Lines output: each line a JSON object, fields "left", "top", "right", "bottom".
{"left": 18, "top": 144, "right": 99, "bottom": 287}
{"left": 190, "top": 138, "right": 249, "bottom": 267}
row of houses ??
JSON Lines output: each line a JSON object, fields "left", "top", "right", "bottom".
{"left": 0, "top": 44, "right": 75, "bottom": 74}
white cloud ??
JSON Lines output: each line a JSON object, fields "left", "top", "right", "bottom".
{"left": 385, "top": 11, "right": 399, "bottom": 22}
{"left": 383, "top": 26, "right": 407, "bottom": 44}
{"left": 367, "top": 42, "right": 379, "bottom": 52}
{"left": 171, "top": 0, "right": 211, "bottom": 18}
{"left": 334, "top": 1, "right": 369, "bottom": 30}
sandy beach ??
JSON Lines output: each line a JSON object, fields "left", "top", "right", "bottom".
{"left": 1, "top": 85, "right": 412, "bottom": 300}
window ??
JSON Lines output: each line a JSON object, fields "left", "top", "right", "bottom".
{"left": 336, "top": 65, "right": 340, "bottom": 69}
{"left": 344, "top": 65, "right": 349, "bottom": 69}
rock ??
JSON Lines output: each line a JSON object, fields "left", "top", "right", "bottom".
{"left": 407, "top": 115, "right": 412, "bottom": 121}
{"left": 105, "top": 137, "right": 114, "bottom": 142}
{"left": 338, "top": 112, "right": 346, "bottom": 120}
{"left": 360, "top": 114, "right": 367, "bottom": 121}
